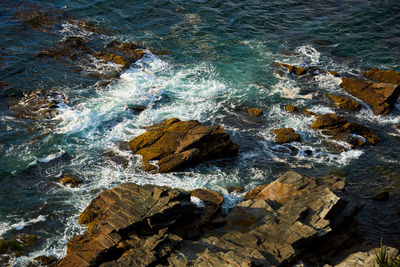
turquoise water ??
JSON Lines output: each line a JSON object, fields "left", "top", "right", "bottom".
{"left": 1, "top": 0, "right": 400, "bottom": 265}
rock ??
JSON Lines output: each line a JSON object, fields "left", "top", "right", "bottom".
{"left": 36, "top": 36, "right": 87, "bottom": 61}
{"left": 327, "top": 94, "right": 361, "bottom": 110}
{"left": 0, "top": 239, "right": 24, "bottom": 255}
{"left": 273, "top": 128, "right": 301, "bottom": 144}
{"left": 278, "top": 63, "right": 307, "bottom": 76}
{"left": 396, "top": 206, "right": 400, "bottom": 215}
{"left": 340, "top": 77, "right": 400, "bottom": 115}
{"left": 329, "top": 71, "right": 340, "bottom": 77}
{"left": 59, "top": 171, "right": 360, "bottom": 267}
{"left": 59, "top": 183, "right": 198, "bottom": 267}
{"left": 128, "top": 118, "right": 238, "bottom": 173}
{"left": 106, "top": 40, "right": 146, "bottom": 62}
{"left": 66, "top": 18, "right": 105, "bottom": 34}
{"left": 17, "top": 234, "right": 39, "bottom": 247}
{"left": 329, "top": 246, "right": 399, "bottom": 267}
{"left": 363, "top": 68, "right": 400, "bottom": 84}
{"left": 191, "top": 189, "right": 224, "bottom": 206}
{"left": 166, "top": 171, "right": 359, "bottom": 266}
{"left": 91, "top": 52, "right": 131, "bottom": 69}
{"left": 60, "top": 175, "right": 83, "bottom": 188}
{"left": 8, "top": 89, "right": 68, "bottom": 120}
{"left": 34, "top": 255, "right": 57, "bottom": 265}
{"left": 310, "top": 113, "right": 380, "bottom": 147}
{"left": 247, "top": 108, "right": 263, "bottom": 117}
{"left": 302, "top": 108, "right": 316, "bottom": 117}
{"left": 13, "top": 3, "right": 60, "bottom": 33}
{"left": 285, "top": 105, "right": 299, "bottom": 113}
{"left": 372, "top": 190, "right": 389, "bottom": 201}
{"left": 226, "top": 186, "right": 244, "bottom": 193}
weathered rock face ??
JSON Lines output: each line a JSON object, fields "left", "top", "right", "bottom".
{"left": 340, "top": 77, "right": 400, "bottom": 115}
{"left": 128, "top": 118, "right": 239, "bottom": 173}
{"left": 363, "top": 68, "right": 400, "bottom": 84}
{"left": 273, "top": 128, "right": 301, "bottom": 144}
{"left": 310, "top": 113, "right": 380, "bottom": 147}
{"left": 166, "top": 171, "right": 359, "bottom": 266}
{"left": 59, "top": 171, "right": 360, "bottom": 267}
{"left": 327, "top": 94, "right": 361, "bottom": 111}
{"left": 329, "top": 246, "right": 399, "bottom": 267}
{"left": 59, "top": 183, "right": 197, "bottom": 267}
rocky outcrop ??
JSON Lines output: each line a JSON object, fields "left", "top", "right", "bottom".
{"left": 247, "top": 108, "right": 263, "bottom": 117}
{"left": 273, "top": 128, "right": 301, "bottom": 144}
{"left": 128, "top": 118, "right": 238, "bottom": 173}
{"left": 8, "top": 89, "right": 68, "bottom": 120}
{"left": 60, "top": 175, "right": 83, "bottom": 188}
{"left": 59, "top": 171, "right": 360, "bottom": 267}
{"left": 310, "top": 113, "right": 380, "bottom": 147}
{"left": 327, "top": 94, "right": 361, "bottom": 111}
{"left": 340, "top": 77, "right": 400, "bottom": 115}
{"left": 363, "top": 68, "right": 400, "bottom": 84}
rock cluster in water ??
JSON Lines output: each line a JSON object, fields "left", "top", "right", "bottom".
{"left": 58, "top": 171, "right": 365, "bottom": 266}
{"left": 128, "top": 118, "right": 239, "bottom": 173}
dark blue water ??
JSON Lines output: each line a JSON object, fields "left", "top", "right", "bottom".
{"left": 1, "top": 0, "right": 400, "bottom": 265}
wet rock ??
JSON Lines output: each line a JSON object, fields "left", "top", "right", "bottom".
{"left": 66, "top": 17, "right": 106, "bottom": 34}
{"left": 34, "top": 255, "right": 57, "bottom": 265}
{"left": 372, "top": 190, "right": 389, "bottom": 201}
{"left": 17, "top": 234, "right": 39, "bottom": 247}
{"left": 106, "top": 40, "right": 146, "bottom": 62}
{"left": 273, "top": 128, "right": 301, "bottom": 144}
{"left": 363, "top": 68, "right": 400, "bottom": 84}
{"left": 59, "top": 183, "right": 198, "bottom": 267}
{"left": 278, "top": 62, "right": 307, "bottom": 76}
{"left": 329, "top": 71, "right": 340, "bottom": 77}
{"left": 91, "top": 52, "right": 131, "bottom": 69}
{"left": 8, "top": 89, "right": 67, "bottom": 120}
{"left": 152, "top": 49, "right": 171, "bottom": 55}
{"left": 0, "top": 239, "right": 24, "bottom": 255}
{"left": 60, "top": 175, "right": 83, "bottom": 188}
{"left": 36, "top": 36, "right": 87, "bottom": 61}
{"left": 247, "top": 108, "right": 263, "bottom": 117}
{"left": 310, "top": 113, "right": 380, "bottom": 147}
{"left": 166, "top": 171, "right": 359, "bottom": 266}
{"left": 327, "top": 94, "right": 361, "bottom": 111}
{"left": 285, "top": 105, "right": 299, "bottom": 113}
{"left": 191, "top": 189, "right": 224, "bottom": 206}
{"left": 302, "top": 108, "right": 316, "bottom": 117}
{"left": 13, "top": 3, "right": 60, "bottom": 33}
{"left": 128, "top": 118, "right": 238, "bottom": 173}
{"left": 227, "top": 186, "right": 244, "bottom": 193}
{"left": 340, "top": 77, "right": 400, "bottom": 115}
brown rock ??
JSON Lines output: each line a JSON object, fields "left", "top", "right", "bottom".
{"left": 191, "top": 189, "right": 224, "bottom": 206}
{"left": 327, "top": 94, "right": 361, "bottom": 110}
{"left": 302, "top": 108, "right": 316, "bottom": 117}
{"left": 273, "top": 128, "right": 301, "bottom": 144}
{"left": 226, "top": 187, "right": 244, "bottom": 193}
{"left": 340, "top": 77, "right": 400, "bottom": 115}
{"left": 243, "top": 184, "right": 268, "bottom": 200}
{"left": 247, "top": 108, "right": 263, "bottom": 117}
{"left": 278, "top": 63, "right": 307, "bottom": 76}
{"left": 329, "top": 71, "right": 340, "bottom": 77}
{"left": 128, "top": 118, "right": 238, "bottom": 173}
{"left": 285, "top": 105, "right": 299, "bottom": 113}
{"left": 294, "top": 66, "right": 307, "bottom": 76}
{"left": 278, "top": 62, "right": 295, "bottom": 73}
{"left": 60, "top": 175, "right": 83, "bottom": 188}
{"left": 17, "top": 234, "right": 39, "bottom": 247}
{"left": 363, "top": 68, "right": 400, "bottom": 84}
{"left": 34, "top": 255, "right": 56, "bottom": 265}
{"left": 311, "top": 113, "right": 347, "bottom": 129}
{"left": 372, "top": 190, "right": 389, "bottom": 201}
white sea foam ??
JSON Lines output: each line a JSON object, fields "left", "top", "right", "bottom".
{"left": 0, "top": 215, "right": 46, "bottom": 237}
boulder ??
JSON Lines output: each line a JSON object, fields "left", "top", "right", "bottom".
{"left": 310, "top": 113, "right": 380, "bottom": 147}
{"left": 372, "top": 190, "right": 389, "bottom": 201}
{"left": 340, "top": 77, "right": 400, "bottom": 115}
{"left": 34, "top": 255, "right": 57, "bottom": 265}
{"left": 278, "top": 63, "right": 307, "bottom": 76}
{"left": 363, "top": 68, "right": 400, "bottom": 84}
{"left": 247, "top": 108, "right": 263, "bottom": 117}
{"left": 327, "top": 94, "right": 361, "bottom": 111}
{"left": 128, "top": 118, "right": 238, "bottom": 173}
{"left": 329, "top": 71, "right": 340, "bottom": 77}
{"left": 285, "top": 105, "right": 299, "bottom": 113}
{"left": 273, "top": 128, "right": 301, "bottom": 144}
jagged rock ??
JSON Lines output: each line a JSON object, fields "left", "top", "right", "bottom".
{"left": 191, "top": 189, "right": 224, "bottom": 206}
{"left": 329, "top": 71, "right": 340, "bottom": 77}
{"left": 340, "top": 77, "right": 400, "bottom": 115}
{"left": 302, "top": 108, "right": 316, "bottom": 117}
{"left": 273, "top": 128, "right": 301, "bottom": 144}
{"left": 60, "top": 175, "right": 83, "bottom": 188}
{"left": 278, "top": 63, "right": 307, "bottom": 76}
{"left": 363, "top": 68, "right": 400, "bottom": 84}
{"left": 128, "top": 118, "right": 238, "bottom": 173}
{"left": 91, "top": 52, "right": 131, "bottom": 69}
{"left": 247, "top": 108, "right": 263, "bottom": 117}
{"left": 226, "top": 187, "right": 244, "bottom": 193}
{"left": 8, "top": 89, "right": 67, "bottom": 120}
{"left": 36, "top": 36, "right": 87, "bottom": 61}
{"left": 105, "top": 41, "right": 145, "bottom": 62}
{"left": 285, "top": 105, "right": 299, "bottom": 113}
{"left": 310, "top": 113, "right": 380, "bottom": 147}
{"left": 372, "top": 190, "right": 389, "bottom": 201}
{"left": 34, "top": 255, "right": 57, "bottom": 265}
{"left": 166, "top": 171, "right": 360, "bottom": 266}
{"left": 59, "top": 183, "right": 198, "bottom": 267}
{"left": 327, "top": 94, "right": 361, "bottom": 111}
{"left": 59, "top": 171, "right": 360, "bottom": 267}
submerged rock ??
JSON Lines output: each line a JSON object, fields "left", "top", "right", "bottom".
{"left": 60, "top": 175, "right": 83, "bottom": 188}
{"left": 285, "top": 105, "right": 299, "bottom": 113}
{"left": 278, "top": 62, "right": 307, "bottom": 76}
{"left": 327, "top": 94, "right": 361, "bottom": 111}
{"left": 340, "top": 77, "right": 400, "bottom": 115}
{"left": 59, "top": 171, "right": 360, "bottom": 267}
{"left": 273, "top": 128, "right": 301, "bottom": 144}
{"left": 310, "top": 113, "right": 380, "bottom": 147}
{"left": 8, "top": 89, "right": 67, "bottom": 120}
{"left": 372, "top": 190, "right": 389, "bottom": 201}
{"left": 128, "top": 118, "right": 238, "bottom": 173}
{"left": 33, "top": 255, "right": 57, "bottom": 265}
